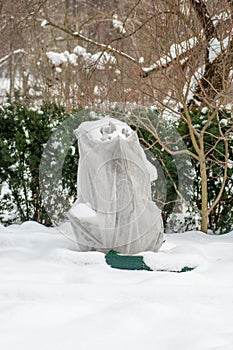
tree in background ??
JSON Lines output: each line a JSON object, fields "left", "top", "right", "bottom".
{"left": 0, "top": 1, "right": 43, "bottom": 102}
{"left": 39, "top": 0, "right": 233, "bottom": 233}
{"left": 178, "top": 108, "right": 233, "bottom": 233}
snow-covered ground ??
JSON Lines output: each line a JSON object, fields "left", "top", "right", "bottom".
{"left": 0, "top": 221, "right": 233, "bottom": 350}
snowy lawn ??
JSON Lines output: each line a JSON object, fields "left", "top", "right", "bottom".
{"left": 0, "top": 221, "right": 233, "bottom": 350}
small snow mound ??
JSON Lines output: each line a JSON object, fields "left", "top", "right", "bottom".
{"left": 50, "top": 248, "right": 105, "bottom": 266}
{"left": 143, "top": 247, "right": 206, "bottom": 272}
{"left": 20, "top": 221, "right": 52, "bottom": 233}
{"left": 0, "top": 223, "right": 6, "bottom": 231}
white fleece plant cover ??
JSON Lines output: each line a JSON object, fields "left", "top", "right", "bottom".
{"left": 68, "top": 117, "right": 163, "bottom": 254}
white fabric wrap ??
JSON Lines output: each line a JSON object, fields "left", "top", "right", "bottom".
{"left": 68, "top": 118, "right": 164, "bottom": 254}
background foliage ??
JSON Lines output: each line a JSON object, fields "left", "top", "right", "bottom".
{"left": 0, "top": 103, "right": 80, "bottom": 225}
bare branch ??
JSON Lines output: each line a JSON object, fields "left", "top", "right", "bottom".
{"left": 0, "top": 49, "right": 26, "bottom": 67}
{"left": 132, "top": 111, "right": 200, "bottom": 160}
{"left": 43, "top": 13, "right": 200, "bottom": 79}
{"left": 45, "top": 17, "right": 139, "bottom": 65}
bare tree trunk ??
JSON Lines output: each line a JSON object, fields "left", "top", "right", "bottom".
{"left": 200, "top": 155, "right": 208, "bottom": 233}
{"left": 72, "top": 0, "right": 77, "bottom": 17}
{"left": 9, "top": 45, "right": 16, "bottom": 102}
{"left": 0, "top": 1, "right": 3, "bottom": 14}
